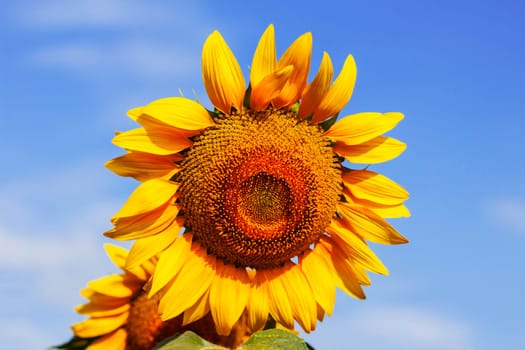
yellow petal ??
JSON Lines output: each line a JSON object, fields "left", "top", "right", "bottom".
{"left": 149, "top": 234, "right": 193, "bottom": 297}
{"left": 125, "top": 218, "right": 183, "bottom": 271}
{"left": 112, "top": 126, "right": 192, "bottom": 155}
{"left": 105, "top": 151, "right": 181, "bottom": 182}
{"left": 75, "top": 302, "right": 129, "bottom": 317}
{"left": 327, "top": 218, "right": 389, "bottom": 275}
{"left": 317, "top": 238, "right": 365, "bottom": 299}
{"left": 334, "top": 136, "right": 406, "bottom": 164}
{"left": 183, "top": 289, "right": 210, "bottom": 326}
{"left": 262, "top": 269, "right": 294, "bottom": 330}
{"left": 343, "top": 192, "right": 411, "bottom": 218}
{"left": 87, "top": 275, "right": 140, "bottom": 298}
{"left": 250, "top": 24, "right": 276, "bottom": 87}
{"left": 272, "top": 32, "right": 312, "bottom": 108}
{"left": 342, "top": 170, "right": 409, "bottom": 206}
{"left": 209, "top": 261, "right": 250, "bottom": 335}
{"left": 299, "top": 248, "right": 336, "bottom": 316}
{"left": 246, "top": 281, "right": 269, "bottom": 332}
{"left": 202, "top": 30, "right": 246, "bottom": 113}
{"left": 79, "top": 289, "right": 128, "bottom": 308}
{"left": 86, "top": 329, "right": 127, "bottom": 350}
{"left": 72, "top": 311, "right": 129, "bottom": 338}
{"left": 142, "top": 97, "right": 214, "bottom": 132}
{"left": 298, "top": 52, "right": 333, "bottom": 119}
{"left": 250, "top": 65, "right": 293, "bottom": 111}
{"left": 111, "top": 179, "right": 178, "bottom": 221}
{"left": 127, "top": 107, "right": 142, "bottom": 121}
{"left": 104, "top": 244, "right": 128, "bottom": 271}
{"left": 312, "top": 55, "right": 357, "bottom": 123}
{"left": 107, "top": 203, "right": 180, "bottom": 240}
{"left": 280, "top": 263, "right": 317, "bottom": 333}
{"left": 325, "top": 112, "right": 403, "bottom": 146}
{"left": 316, "top": 303, "right": 325, "bottom": 322}
{"left": 337, "top": 202, "right": 408, "bottom": 244}
{"left": 158, "top": 246, "right": 215, "bottom": 320}
{"left": 368, "top": 203, "right": 411, "bottom": 218}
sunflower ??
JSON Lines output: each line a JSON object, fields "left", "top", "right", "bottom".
{"left": 105, "top": 24, "right": 409, "bottom": 338}
{"left": 62, "top": 244, "right": 249, "bottom": 350}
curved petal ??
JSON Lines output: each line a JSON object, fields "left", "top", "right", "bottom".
{"left": 246, "top": 280, "right": 269, "bottom": 332}
{"left": 272, "top": 32, "right": 312, "bottom": 108}
{"left": 158, "top": 245, "right": 216, "bottom": 321}
{"left": 367, "top": 203, "right": 411, "bottom": 218}
{"left": 280, "top": 263, "right": 317, "bottom": 333}
{"left": 104, "top": 244, "right": 128, "bottom": 271}
{"left": 209, "top": 260, "right": 250, "bottom": 335}
{"left": 105, "top": 151, "right": 181, "bottom": 182}
{"left": 87, "top": 275, "right": 140, "bottom": 298}
{"left": 72, "top": 311, "right": 129, "bottom": 338}
{"left": 250, "top": 24, "right": 276, "bottom": 87}
{"left": 142, "top": 97, "right": 214, "bottom": 132}
{"left": 299, "top": 52, "right": 333, "bottom": 119}
{"left": 112, "top": 126, "right": 192, "bottom": 155}
{"left": 327, "top": 218, "right": 389, "bottom": 275}
{"left": 75, "top": 302, "right": 130, "bottom": 318}
{"left": 110, "top": 179, "right": 178, "bottom": 221}
{"left": 79, "top": 289, "right": 128, "bottom": 308}
{"left": 325, "top": 112, "right": 404, "bottom": 146}
{"left": 337, "top": 202, "right": 408, "bottom": 244}
{"left": 312, "top": 55, "right": 357, "bottom": 123}
{"left": 343, "top": 192, "right": 411, "bottom": 218}
{"left": 334, "top": 136, "right": 406, "bottom": 164}
{"left": 87, "top": 329, "right": 127, "bottom": 350}
{"left": 202, "top": 30, "right": 246, "bottom": 113}
{"left": 149, "top": 234, "right": 193, "bottom": 297}
{"left": 250, "top": 65, "right": 293, "bottom": 111}
{"left": 107, "top": 203, "right": 180, "bottom": 241}
{"left": 182, "top": 289, "right": 210, "bottom": 326}
{"left": 317, "top": 238, "right": 366, "bottom": 299}
{"left": 299, "top": 248, "right": 336, "bottom": 316}
{"left": 127, "top": 107, "right": 143, "bottom": 121}
{"left": 262, "top": 269, "right": 294, "bottom": 329}
{"left": 342, "top": 169, "right": 409, "bottom": 206}
{"left": 125, "top": 217, "right": 184, "bottom": 271}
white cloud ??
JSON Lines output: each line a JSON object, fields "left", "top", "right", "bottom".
{"left": 12, "top": 0, "right": 172, "bottom": 29}
{"left": 0, "top": 319, "right": 55, "bottom": 350}
{"left": 304, "top": 305, "right": 474, "bottom": 350}
{"left": 29, "top": 39, "right": 200, "bottom": 80}
{"left": 0, "top": 160, "right": 127, "bottom": 307}
{"left": 485, "top": 197, "right": 525, "bottom": 235}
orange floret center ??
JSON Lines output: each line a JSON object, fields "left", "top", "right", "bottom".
{"left": 178, "top": 108, "right": 341, "bottom": 269}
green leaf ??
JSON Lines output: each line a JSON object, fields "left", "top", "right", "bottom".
{"left": 239, "top": 329, "right": 310, "bottom": 350}
{"left": 154, "top": 331, "right": 227, "bottom": 350}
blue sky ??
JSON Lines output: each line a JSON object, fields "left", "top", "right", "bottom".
{"left": 1, "top": 0, "right": 524, "bottom": 349}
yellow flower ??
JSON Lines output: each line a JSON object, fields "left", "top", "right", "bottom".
{"left": 66, "top": 244, "right": 248, "bottom": 349}
{"left": 106, "top": 24, "right": 409, "bottom": 336}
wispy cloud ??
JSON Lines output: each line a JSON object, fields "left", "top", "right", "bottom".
{"left": 0, "top": 319, "right": 56, "bottom": 349}
{"left": 10, "top": 0, "right": 193, "bottom": 29}
{"left": 0, "top": 160, "right": 126, "bottom": 307}
{"left": 485, "top": 197, "right": 525, "bottom": 235}
{"left": 29, "top": 39, "right": 201, "bottom": 80}
{"left": 12, "top": 0, "right": 212, "bottom": 82}
{"left": 305, "top": 305, "right": 474, "bottom": 350}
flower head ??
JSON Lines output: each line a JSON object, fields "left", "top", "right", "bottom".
{"left": 106, "top": 24, "right": 409, "bottom": 336}
{"left": 60, "top": 245, "right": 248, "bottom": 350}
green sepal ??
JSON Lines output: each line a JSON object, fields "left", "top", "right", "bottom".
{"left": 319, "top": 114, "right": 339, "bottom": 131}
{"left": 49, "top": 336, "right": 96, "bottom": 350}
{"left": 154, "top": 332, "right": 226, "bottom": 350}
{"left": 154, "top": 329, "right": 312, "bottom": 350}
{"left": 239, "top": 329, "right": 310, "bottom": 350}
